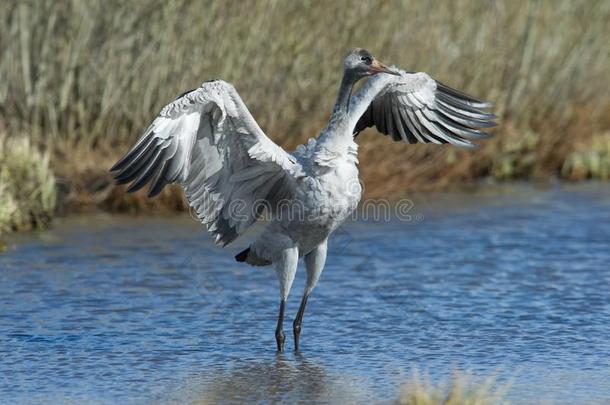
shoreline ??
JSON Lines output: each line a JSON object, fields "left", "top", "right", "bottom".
{"left": 2, "top": 180, "right": 607, "bottom": 242}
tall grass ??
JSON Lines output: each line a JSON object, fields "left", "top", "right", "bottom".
{"left": 1, "top": 0, "right": 609, "bottom": 206}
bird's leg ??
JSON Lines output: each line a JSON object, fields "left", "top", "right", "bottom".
{"left": 293, "top": 240, "right": 327, "bottom": 351}
{"left": 273, "top": 245, "right": 298, "bottom": 352}
{"left": 275, "top": 299, "right": 286, "bottom": 351}
{"left": 293, "top": 292, "right": 309, "bottom": 352}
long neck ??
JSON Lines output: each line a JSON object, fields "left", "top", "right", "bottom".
{"left": 314, "top": 71, "right": 360, "bottom": 158}
{"left": 318, "top": 71, "right": 358, "bottom": 144}
{"left": 332, "top": 70, "right": 357, "bottom": 117}
{"left": 315, "top": 72, "right": 390, "bottom": 159}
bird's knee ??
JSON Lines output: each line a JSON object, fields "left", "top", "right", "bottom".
{"left": 275, "top": 328, "right": 285, "bottom": 344}
{"left": 293, "top": 319, "right": 302, "bottom": 335}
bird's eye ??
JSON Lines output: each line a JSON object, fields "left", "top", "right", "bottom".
{"left": 360, "top": 56, "right": 371, "bottom": 63}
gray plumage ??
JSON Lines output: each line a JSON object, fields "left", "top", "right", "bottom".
{"left": 111, "top": 80, "right": 300, "bottom": 246}
{"left": 110, "top": 48, "right": 496, "bottom": 351}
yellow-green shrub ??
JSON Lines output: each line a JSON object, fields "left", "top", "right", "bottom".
{"left": 396, "top": 371, "right": 509, "bottom": 405}
{"left": 0, "top": 135, "right": 56, "bottom": 234}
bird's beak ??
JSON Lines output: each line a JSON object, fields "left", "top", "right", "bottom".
{"left": 369, "top": 59, "right": 400, "bottom": 76}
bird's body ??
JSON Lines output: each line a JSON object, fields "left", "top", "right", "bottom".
{"left": 249, "top": 136, "right": 361, "bottom": 262}
{"left": 111, "top": 48, "right": 496, "bottom": 351}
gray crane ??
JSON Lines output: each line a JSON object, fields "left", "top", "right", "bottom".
{"left": 110, "top": 48, "right": 496, "bottom": 351}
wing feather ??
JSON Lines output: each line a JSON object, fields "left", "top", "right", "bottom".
{"left": 352, "top": 69, "right": 496, "bottom": 147}
{"left": 111, "top": 80, "right": 301, "bottom": 246}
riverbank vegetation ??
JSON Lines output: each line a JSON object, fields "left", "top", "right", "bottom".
{"left": 396, "top": 371, "right": 509, "bottom": 405}
{"left": 0, "top": 134, "right": 56, "bottom": 236}
{"left": 1, "top": 0, "right": 609, "bottom": 232}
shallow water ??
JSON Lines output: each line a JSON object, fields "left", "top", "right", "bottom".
{"left": 1, "top": 184, "right": 609, "bottom": 404}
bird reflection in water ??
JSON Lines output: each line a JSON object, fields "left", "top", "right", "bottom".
{"left": 180, "top": 354, "right": 371, "bottom": 404}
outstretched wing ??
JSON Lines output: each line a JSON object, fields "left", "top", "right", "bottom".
{"left": 110, "top": 80, "right": 301, "bottom": 246}
{"left": 352, "top": 69, "right": 496, "bottom": 147}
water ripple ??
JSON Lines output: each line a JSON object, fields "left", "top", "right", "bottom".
{"left": 0, "top": 184, "right": 609, "bottom": 404}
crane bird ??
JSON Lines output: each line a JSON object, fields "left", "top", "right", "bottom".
{"left": 110, "top": 48, "right": 496, "bottom": 352}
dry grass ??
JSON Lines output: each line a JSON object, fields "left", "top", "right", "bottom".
{"left": 0, "top": 0, "right": 609, "bottom": 214}
{"left": 396, "top": 371, "right": 510, "bottom": 405}
{"left": 561, "top": 132, "right": 610, "bottom": 180}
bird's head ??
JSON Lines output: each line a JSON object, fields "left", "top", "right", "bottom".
{"left": 343, "top": 48, "right": 400, "bottom": 78}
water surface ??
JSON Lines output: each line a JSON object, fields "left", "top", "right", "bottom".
{"left": 1, "top": 184, "right": 609, "bottom": 404}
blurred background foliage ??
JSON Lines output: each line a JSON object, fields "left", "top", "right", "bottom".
{"left": 1, "top": 0, "right": 609, "bottom": 231}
